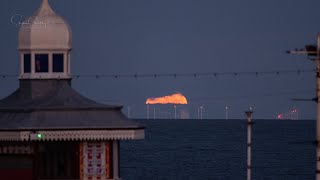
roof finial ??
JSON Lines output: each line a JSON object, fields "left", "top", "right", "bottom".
{"left": 42, "top": 0, "right": 50, "bottom": 8}
{"left": 37, "top": 0, "right": 54, "bottom": 15}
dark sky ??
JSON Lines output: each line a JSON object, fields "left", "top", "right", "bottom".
{"left": 1, "top": 0, "right": 320, "bottom": 119}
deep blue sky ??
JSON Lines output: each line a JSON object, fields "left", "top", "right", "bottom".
{"left": 1, "top": 0, "right": 320, "bottom": 119}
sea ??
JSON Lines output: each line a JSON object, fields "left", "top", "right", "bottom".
{"left": 120, "top": 119, "right": 315, "bottom": 180}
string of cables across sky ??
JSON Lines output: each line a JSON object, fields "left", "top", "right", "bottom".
{"left": 0, "top": 69, "right": 315, "bottom": 79}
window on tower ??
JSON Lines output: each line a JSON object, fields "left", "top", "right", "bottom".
{"left": 23, "top": 54, "right": 31, "bottom": 73}
{"left": 35, "top": 54, "right": 49, "bottom": 73}
{"left": 53, "top": 54, "right": 64, "bottom": 73}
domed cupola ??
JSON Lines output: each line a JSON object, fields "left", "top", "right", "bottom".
{"left": 19, "top": 0, "right": 72, "bottom": 79}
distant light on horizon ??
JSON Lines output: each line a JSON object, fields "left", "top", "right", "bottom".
{"left": 277, "top": 108, "right": 299, "bottom": 120}
{"left": 146, "top": 93, "right": 188, "bottom": 105}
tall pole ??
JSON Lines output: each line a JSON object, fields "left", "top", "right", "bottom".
{"left": 287, "top": 33, "right": 320, "bottom": 179}
{"left": 153, "top": 107, "right": 156, "bottom": 120}
{"left": 174, "top": 105, "right": 177, "bottom": 119}
{"left": 245, "top": 110, "right": 253, "bottom": 180}
{"left": 316, "top": 34, "right": 320, "bottom": 180}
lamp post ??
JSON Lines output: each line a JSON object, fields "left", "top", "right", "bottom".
{"left": 287, "top": 34, "right": 320, "bottom": 179}
{"left": 245, "top": 110, "right": 253, "bottom": 180}
{"left": 225, "top": 106, "right": 229, "bottom": 120}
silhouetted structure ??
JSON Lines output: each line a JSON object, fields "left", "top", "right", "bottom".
{"left": 0, "top": 1, "right": 144, "bottom": 180}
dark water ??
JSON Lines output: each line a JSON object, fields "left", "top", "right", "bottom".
{"left": 120, "top": 119, "right": 315, "bottom": 180}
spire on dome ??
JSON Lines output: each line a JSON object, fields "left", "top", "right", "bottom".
{"left": 19, "top": 0, "right": 72, "bottom": 51}
{"left": 35, "top": 0, "right": 55, "bottom": 16}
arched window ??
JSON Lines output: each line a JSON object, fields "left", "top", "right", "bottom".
{"left": 53, "top": 53, "right": 64, "bottom": 73}
{"left": 35, "top": 54, "right": 49, "bottom": 73}
{"left": 23, "top": 54, "right": 31, "bottom": 73}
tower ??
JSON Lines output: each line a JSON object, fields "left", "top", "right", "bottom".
{"left": 19, "top": 0, "right": 72, "bottom": 80}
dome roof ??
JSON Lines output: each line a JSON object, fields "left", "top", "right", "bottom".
{"left": 19, "top": 0, "right": 72, "bottom": 50}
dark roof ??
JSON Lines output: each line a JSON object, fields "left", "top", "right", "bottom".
{"left": 0, "top": 79, "right": 116, "bottom": 110}
{"left": 0, "top": 79, "right": 144, "bottom": 130}
{"left": 0, "top": 110, "right": 143, "bottom": 130}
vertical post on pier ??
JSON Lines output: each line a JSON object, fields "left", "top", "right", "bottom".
{"left": 315, "top": 34, "right": 320, "bottom": 180}
{"left": 245, "top": 110, "right": 253, "bottom": 180}
{"left": 287, "top": 33, "right": 320, "bottom": 180}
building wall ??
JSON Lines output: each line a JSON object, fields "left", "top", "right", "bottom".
{"left": 0, "top": 156, "right": 33, "bottom": 180}
{"left": 80, "top": 141, "right": 114, "bottom": 180}
{"left": 38, "top": 142, "right": 79, "bottom": 179}
{"left": 0, "top": 140, "right": 119, "bottom": 180}
{"left": 0, "top": 142, "right": 34, "bottom": 180}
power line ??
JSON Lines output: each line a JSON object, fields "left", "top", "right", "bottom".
{"left": 0, "top": 69, "right": 314, "bottom": 80}
{"left": 72, "top": 69, "right": 314, "bottom": 79}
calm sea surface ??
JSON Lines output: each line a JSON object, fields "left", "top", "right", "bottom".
{"left": 120, "top": 119, "right": 315, "bottom": 180}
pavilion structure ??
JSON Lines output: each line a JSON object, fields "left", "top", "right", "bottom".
{"left": 0, "top": 0, "right": 145, "bottom": 179}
